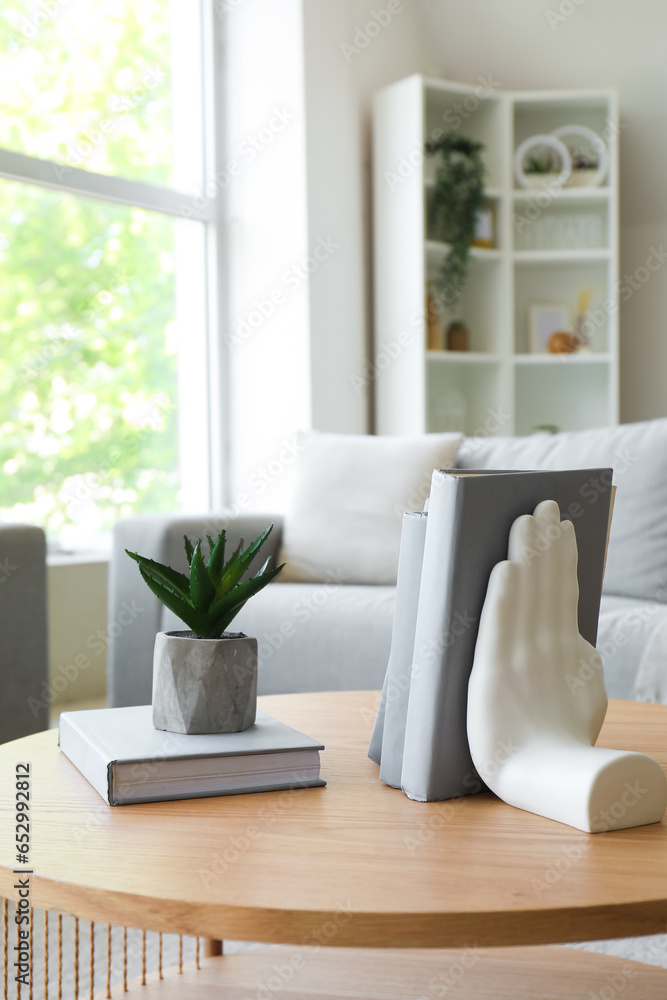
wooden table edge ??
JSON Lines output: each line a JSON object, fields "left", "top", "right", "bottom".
{"left": 2, "top": 693, "right": 667, "bottom": 948}
{"left": 2, "top": 871, "right": 667, "bottom": 948}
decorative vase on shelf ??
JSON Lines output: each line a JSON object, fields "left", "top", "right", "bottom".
{"left": 567, "top": 168, "right": 600, "bottom": 188}
{"left": 547, "top": 331, "right": 577, "bottom": 354}
{"left": 426, "top": 291, "right": 443, "bottom": 350}
{"left": 472, "top": 206, "right": 494, "bottom": 248}
{"left": 446, "top": 320, "right": 469, "bottom": 352}
{"left": 553, "top": 124, "right": 608, "bottom": 189}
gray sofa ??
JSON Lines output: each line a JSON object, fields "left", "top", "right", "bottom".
{"left": 0, "top": 524, "right": 49, "bottom": 742}
{"left": 108, "top": 419, "right": 667, "bottom": 708}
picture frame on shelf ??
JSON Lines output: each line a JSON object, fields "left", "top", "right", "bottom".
{"left": 529, "top": 304, "right": 572, "bottom": 353}
{"left": 473, "top": 204, "right": 495, "bottom": 249}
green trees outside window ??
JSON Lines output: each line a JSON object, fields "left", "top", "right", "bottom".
{"left": 0, "top": 1, "right": 192, "bottom": 541}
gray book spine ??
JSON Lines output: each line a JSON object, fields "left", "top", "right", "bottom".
{"left": 368, "top": 511, "right": 428, "bottom": 786}
{"left": 399, "top": 467, "right": 612, "bottom": 803}
{"left": 400, "top": 472, "right": 472, "bottom": 802}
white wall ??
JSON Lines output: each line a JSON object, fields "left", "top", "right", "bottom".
{"left": 302, "top": 0, "right": 441, "bottom": 432}
{"left": 221, "top": 0, "right": 667, "bottom": 505}
{"left": 419, "top": 0, "right": 667, "bottom": 423}
{"left": 222, "top": 0, "right": 312, "bottom": 513}
{"left": 220, "top": 0, "right": 440, "bottom": 512}
{"left": 301, "top": 2, "right": 367, "bottom": 433}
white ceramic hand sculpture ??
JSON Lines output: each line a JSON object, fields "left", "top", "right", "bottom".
{"left": 467, "top": 499, "right": 667, "bottom": 833}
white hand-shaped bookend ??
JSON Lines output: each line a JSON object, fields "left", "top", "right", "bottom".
{"left": 467, "top": 500, "right": 667, "bottom": 833}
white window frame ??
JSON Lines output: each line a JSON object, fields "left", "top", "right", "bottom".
{"left": 0, "top": 0, "right": 228, "bottom": 513}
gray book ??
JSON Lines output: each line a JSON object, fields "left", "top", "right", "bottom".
{"left": 373, "top": 468, "right": 613, "bottom": 803}
{"left": 59, "top": 705, "right": 325, "bottom": 805}
{"left": 368, "top": 511, "right": 428, "bottom": 787}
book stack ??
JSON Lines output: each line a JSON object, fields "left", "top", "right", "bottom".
{"left": 369, "top": 468, "right": 613, "bottom": 802}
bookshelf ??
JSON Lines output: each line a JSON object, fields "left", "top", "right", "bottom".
{"left": 372, "top": 76, "right": 619, "bottom": 437}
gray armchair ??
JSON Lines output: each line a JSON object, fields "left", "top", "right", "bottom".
{"left": 0, "top": 524, "right": 49, "bottom": 743}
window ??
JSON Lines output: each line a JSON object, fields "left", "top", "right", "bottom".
{"left": 0, "top": 0, "right": 223, "bottom": 549}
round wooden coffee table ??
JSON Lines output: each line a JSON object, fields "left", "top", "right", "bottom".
{"left": 1, "top": 691, "right": 667, "bottom": 997}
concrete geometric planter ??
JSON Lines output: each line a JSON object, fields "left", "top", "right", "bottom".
{"left": 152, "top": 631, "right": 257, "bottom": 735}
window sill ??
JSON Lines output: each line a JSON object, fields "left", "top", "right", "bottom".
{"left": 47, "top": 548, "right": 111, "bottom": 568}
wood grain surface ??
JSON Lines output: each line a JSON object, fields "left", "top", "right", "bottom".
{"left": 99, "top": 945, "right": 667, "bottom": 998}
{"left": 1, "top": 692, "right": 667, "bottom": 948}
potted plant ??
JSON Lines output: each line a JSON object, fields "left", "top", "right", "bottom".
{"left": 522, "top": 150, "right": 566, "bottom": 188}
{"left": 126, "top": 526, "right": 284, "bottom": 735}
{"left": 514, "top": 134, "right": 571, "bottom": 191}
{"left": 568, "top": 149, "right": 601, "bottom": 187}
{"left": 425, "top": 133, "right": 486, "bottom": 347}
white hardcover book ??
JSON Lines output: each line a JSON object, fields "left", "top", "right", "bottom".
{"left": 368, "top": 510, "right": 428, "bottom": 787}
{"left": 59, "top": 705, "right": 325, "bottom": 805}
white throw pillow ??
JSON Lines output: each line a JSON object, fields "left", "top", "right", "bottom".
{"left": 279, "top": 431, "right": 462, "bottom": 585}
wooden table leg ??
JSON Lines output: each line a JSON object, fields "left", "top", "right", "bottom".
{"left": 202, "top": 939, "right": 223, "bottom": 958}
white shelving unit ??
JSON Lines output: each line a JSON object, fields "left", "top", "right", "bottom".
{"left": 372, "top": 76, "right": 619, "bottom": 437}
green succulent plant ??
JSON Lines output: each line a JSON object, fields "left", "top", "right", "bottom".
{"left": 125, "top": 525, "right": 284, "bottom": 639}
{"left": 524, "top": 151, "right": 562, "bottom": 174}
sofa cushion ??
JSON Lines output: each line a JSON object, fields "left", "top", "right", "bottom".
{"left": 597, "top": 594, "right": 667, "bottom": 700}
{"left": 160, "top": 581, "right": 395, "bottom": 695}
{"left": 279, "top": 430, "right": 461, "bottom": 585}
{"left": 635, "top": 612, "right": 667, "bottom": 703}
{"left": 457, "top": 420, "right": 667, "bottom": 602}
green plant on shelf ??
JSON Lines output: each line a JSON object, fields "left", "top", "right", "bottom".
{"left": 571, "top": 150, "right": 600, "bottom": 171}
{"left": 425, "top": 133, "right": 486, "bottom": 318}
{"left": 524, "top": 150, "right": 563, "bottom": 174}
{"left": 126, "top": 526, "right": 284, "bottom": 638}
